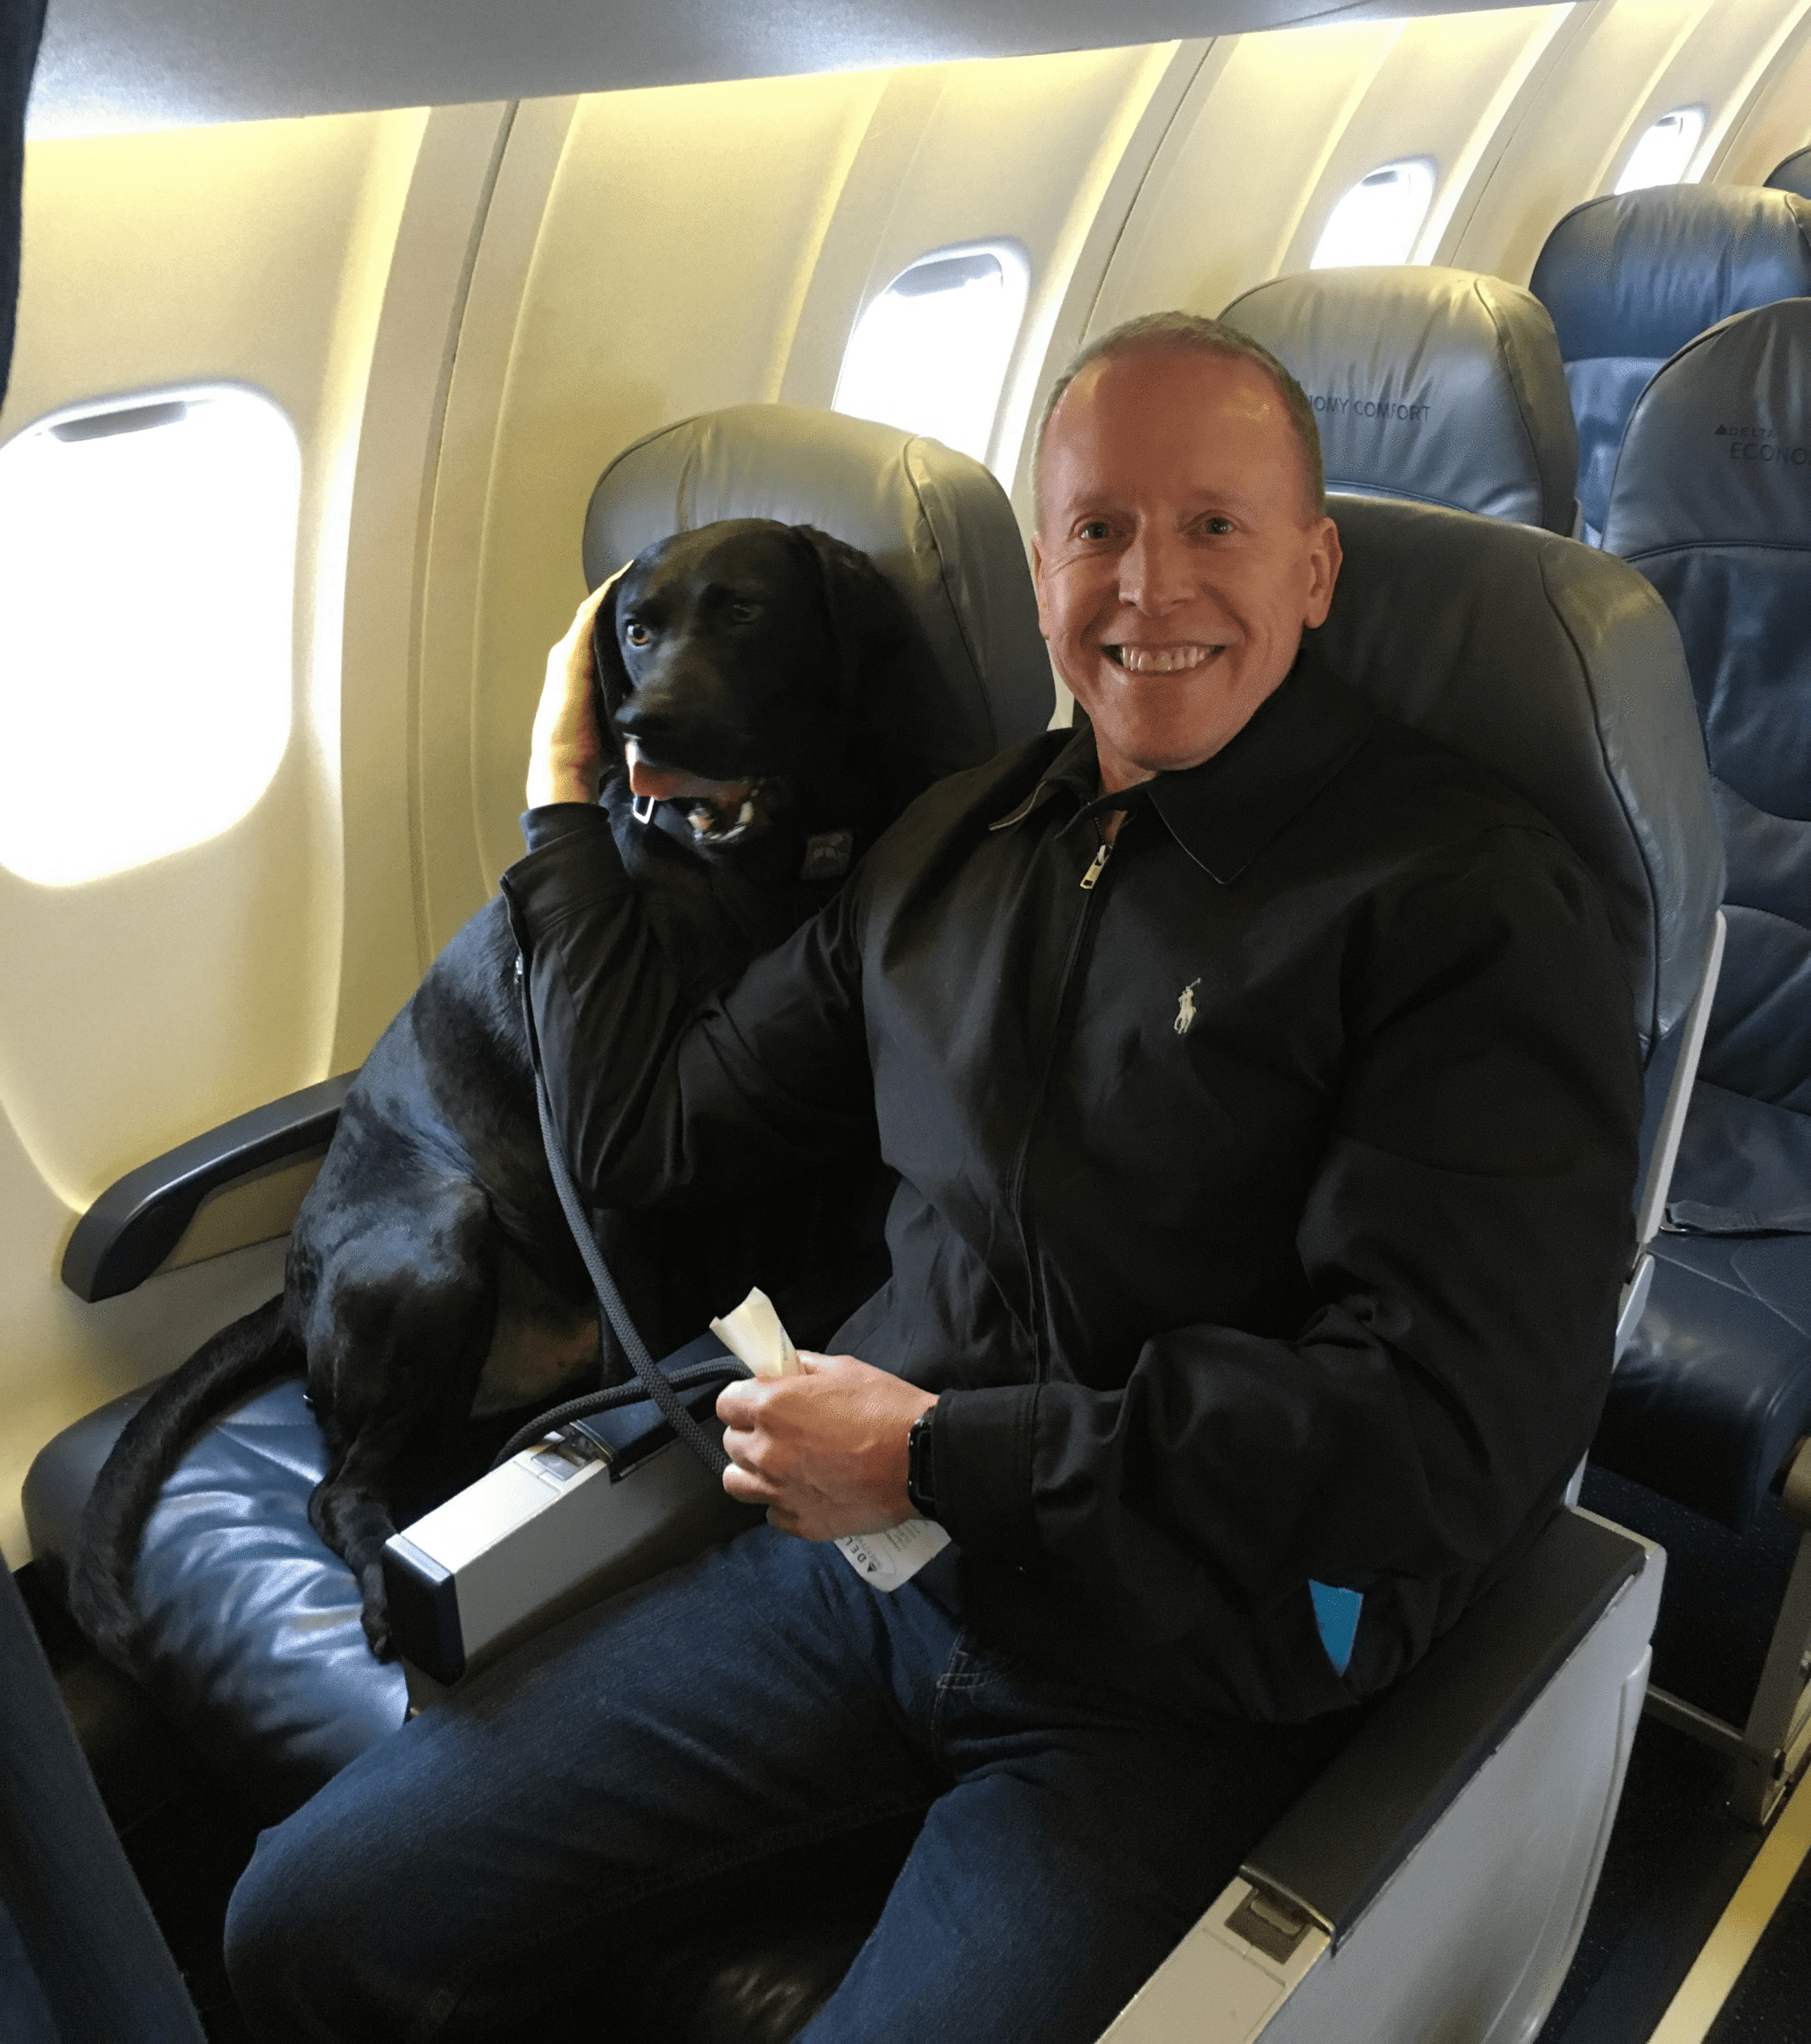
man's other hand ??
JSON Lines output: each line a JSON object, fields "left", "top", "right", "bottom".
{"left": 716, "top": 1355, "right": 937, "bottom": 1541}
{"left": 525, "top": 571, "right": 624, "bottom": 809}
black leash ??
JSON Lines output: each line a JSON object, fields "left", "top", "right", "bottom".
{"left": 489, "top": 1357, "right": 747, "bottom": 1469}
{"left": 516, "top": 955, "right": 736, "bottom": 1479}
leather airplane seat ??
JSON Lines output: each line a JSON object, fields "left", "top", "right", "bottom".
{"left": 1592, "top": 298, "right": 1811, "bottom": 1821}
{"left": 1530, "top": 183, "right": 1811, "bottom": 543}
{"left": 22, "top": 402, "right": 1054, "bottom": 1815}
{"left": 1221, "top": 266, "right": 1579, "bottom": 533}
{"left": 1767, "top": 147, "right": 1811, "bottom": 202}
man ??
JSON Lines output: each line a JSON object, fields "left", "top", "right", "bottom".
{"left": 224, "top": 315, "right": 1640, "bottom": 2042}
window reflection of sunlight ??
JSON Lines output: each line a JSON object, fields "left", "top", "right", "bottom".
{"left": 0, "top": 388, "right": 299, "bottom": 888}
{"left": 833, "top": 243, "right": 1030, "bottom": 467}
{"left": 1615, "top": 109, "right": 1706, "bottom": 195}
{"left": 1310, "top": 160, "right": 1437, "bottom": 270}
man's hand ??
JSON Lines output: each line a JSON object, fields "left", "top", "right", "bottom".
{"left": 525, "top": 570, "right": 627, "bottom": 809}
{"left": 716, "top": 1354, "right": 937, "bottom": 1541}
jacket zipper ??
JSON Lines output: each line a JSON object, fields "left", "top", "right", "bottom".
{"left": 1009, "top": 819, "right": 1121, "bottom": 1378}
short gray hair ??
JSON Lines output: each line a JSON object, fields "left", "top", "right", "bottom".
{"left": 1032, "top": 311, "right": 1326, "bottom": 525}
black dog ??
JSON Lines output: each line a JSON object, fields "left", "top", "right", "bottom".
{"left": 73, "top": 520, "right": 938, "bottom": 1662}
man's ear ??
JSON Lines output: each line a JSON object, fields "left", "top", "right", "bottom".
{"left": 1302, "top": 514, "right": 1342, "bottom": 630}
{"left": 1030, "top": 533, "right": 1053, "bottom": 640}
{"left": 588, "top": 570, "right": 632, "bottom": 765}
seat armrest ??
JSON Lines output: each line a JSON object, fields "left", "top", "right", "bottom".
{"left": 1242, "top": 1507, "right": 1646, "bottom": 1943}
{"left": 61, "top": 1074, "right": 357, "bottom": 1303}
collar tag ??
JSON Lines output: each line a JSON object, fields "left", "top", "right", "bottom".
{"left": 800, "top": 830, "right": 854, "bottom": 881}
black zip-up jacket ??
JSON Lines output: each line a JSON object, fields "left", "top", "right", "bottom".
{"left": 500, "top": 658, "right": 1642, "bottom": 1724}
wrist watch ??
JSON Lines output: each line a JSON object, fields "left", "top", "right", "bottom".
{"left": 906, "top": 1404, "right": 939, "bottom": 1523}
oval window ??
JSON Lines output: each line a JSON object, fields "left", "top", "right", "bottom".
{"left": 0, "top": 386, "right": 299, "bottom": 887}
{"left": 1310, "top": 160, "right": 1437, "bottom": 270}
{"left": 1615, "top": 109, "right": 1707, "bottom": 195}
{"left": 833, "top": 240, "right": 1031, "bottom": 465}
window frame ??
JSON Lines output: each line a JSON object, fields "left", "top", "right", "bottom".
{"left": 1309, "top": 157, "right": 1440, "bottom": 271}
{"left": 831, "top": 237, "right": 1032, "bottom": 469}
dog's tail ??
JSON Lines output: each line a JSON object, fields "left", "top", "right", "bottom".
{"left": 69, "top": 1294, "right": 302, "bottom": 1666}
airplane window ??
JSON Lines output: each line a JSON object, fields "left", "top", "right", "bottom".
{"left": 1310, "top": 160, "right": 1437, "bottom": 270}
{"left": 0, "top": 386, "right": 299, "bottom": 888}
{"left": 1614, "top": 108, "right": 1707, "bottom": 194}
{"left": 832, "top": 240, "right": 1031, "bottom": 466}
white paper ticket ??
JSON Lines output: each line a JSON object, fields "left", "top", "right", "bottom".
{"left": 831, "top": 1515, "right": 951, "bottom": 1590}
{"left": 707, "top": 1288, "right": 953, "bottom": 1592}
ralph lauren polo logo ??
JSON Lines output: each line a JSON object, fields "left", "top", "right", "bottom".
{"left": 1174, "top": 979, "right": 1202, "bottom": 1036}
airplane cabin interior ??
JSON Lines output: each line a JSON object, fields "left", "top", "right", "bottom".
{"left": 2, "top": 0, "right": 1810, "bottom": 2038}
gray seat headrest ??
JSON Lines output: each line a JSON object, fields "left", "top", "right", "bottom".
{"left": 582, "top": 403, "right": 1052, "bottom": 776}
{"left": 1312, "top": 494, "right": 1721, "bottom": 1057}
{"left": 1767, "top": 148, "right": 1811, "bottom": 202}
{"left": 1602, "top": 299, "right": 1811, "bottom": 1135}
{"left": 1220, "top": 267, "right": 1578, "bottom": 533}
{"left": 1530, "top": 185, "right": 1811, "bottom": 540}
{"left": 1603, "top": 297, "right": 1811, "bottom": 846}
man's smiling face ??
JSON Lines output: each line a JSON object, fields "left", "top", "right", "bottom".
{"left": 1032, "top": 344, "right": 1341, "bottom": 793}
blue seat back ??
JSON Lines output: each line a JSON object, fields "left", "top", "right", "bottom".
{"left": 1768, "top": 148, "right": 1811, "bottom": 202}
{"left": 1221, "top": 266, "right": 1578, "bottom": 532}
{"left": 1603, "top": 299, "right": 1811, "bottom": 1222}
{"left": 1314, "top": 495, "right": 1718, "bottom": 1061}
{"left": 1531, "top": 185, "right": 1811, "bottom": 542}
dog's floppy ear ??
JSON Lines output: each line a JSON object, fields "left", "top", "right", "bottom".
{"left": 787, "top": 525, "right": 913, "bottom": 687}
{"left": 587, "top": 562, "right": 636, "bottom": 774}
{"left": 788, "top": 524, "right": 971, "bottom": 803}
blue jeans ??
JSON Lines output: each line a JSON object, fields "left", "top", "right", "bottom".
{"left": 225, "top": 1527, "right": 1354, "bottom": 2043}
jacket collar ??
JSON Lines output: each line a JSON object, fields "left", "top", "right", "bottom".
{"left": 991, "top": 652, "right": 1377, "bottom": 885}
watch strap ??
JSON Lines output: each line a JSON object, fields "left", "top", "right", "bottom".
{"left": 906, "top": 1405, "right": 939, "bottom": 1522}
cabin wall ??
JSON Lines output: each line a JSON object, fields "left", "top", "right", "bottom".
{"left": 2, "top": 2, "right": 1809, "bottom": 1560}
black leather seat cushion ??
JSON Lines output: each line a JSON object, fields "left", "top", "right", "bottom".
{"left": 1769, "top": 148, "right": 1811, "bottom": 202}
{"left": 24, "top": 1386, "right": 914, "bottom": 2035}
{"left": 23, "top": 1380, "right": 406, "bottom": 1816}
{"left": 1221, "top": 266, "right": 1578, "bottom": 531}
{"left": 1531, "top": 184, "right": 1811, "bottom": 540}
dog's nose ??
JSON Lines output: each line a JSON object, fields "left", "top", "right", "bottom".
{"left": 612, "top": 696, "right": 676, "bottom": 746}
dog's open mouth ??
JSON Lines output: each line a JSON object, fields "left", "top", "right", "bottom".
{"left": 624, "top": 741, "right": 765, "bottom": 845}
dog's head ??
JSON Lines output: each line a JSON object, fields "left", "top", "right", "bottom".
{"left": 588, "top": 519, "right": 925, "bottom": 853}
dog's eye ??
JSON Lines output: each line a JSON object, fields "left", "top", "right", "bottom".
{"left": 728, "top": 600, "right": 760, "bottom": 624}
{"left": 624, "top": 622, "right": 652, "bottom": 647}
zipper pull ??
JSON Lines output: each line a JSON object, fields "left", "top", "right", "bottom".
{"left": 1080, "top": 842, "right": 1112, "bottom": 892}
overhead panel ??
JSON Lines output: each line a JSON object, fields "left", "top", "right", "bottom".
{"left": 28, "top": 0, "right": 1565, "bottom": 139}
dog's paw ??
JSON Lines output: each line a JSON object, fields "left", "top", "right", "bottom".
{"left": 359, "top": 1563, "right": 394, "bottom": 1662}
